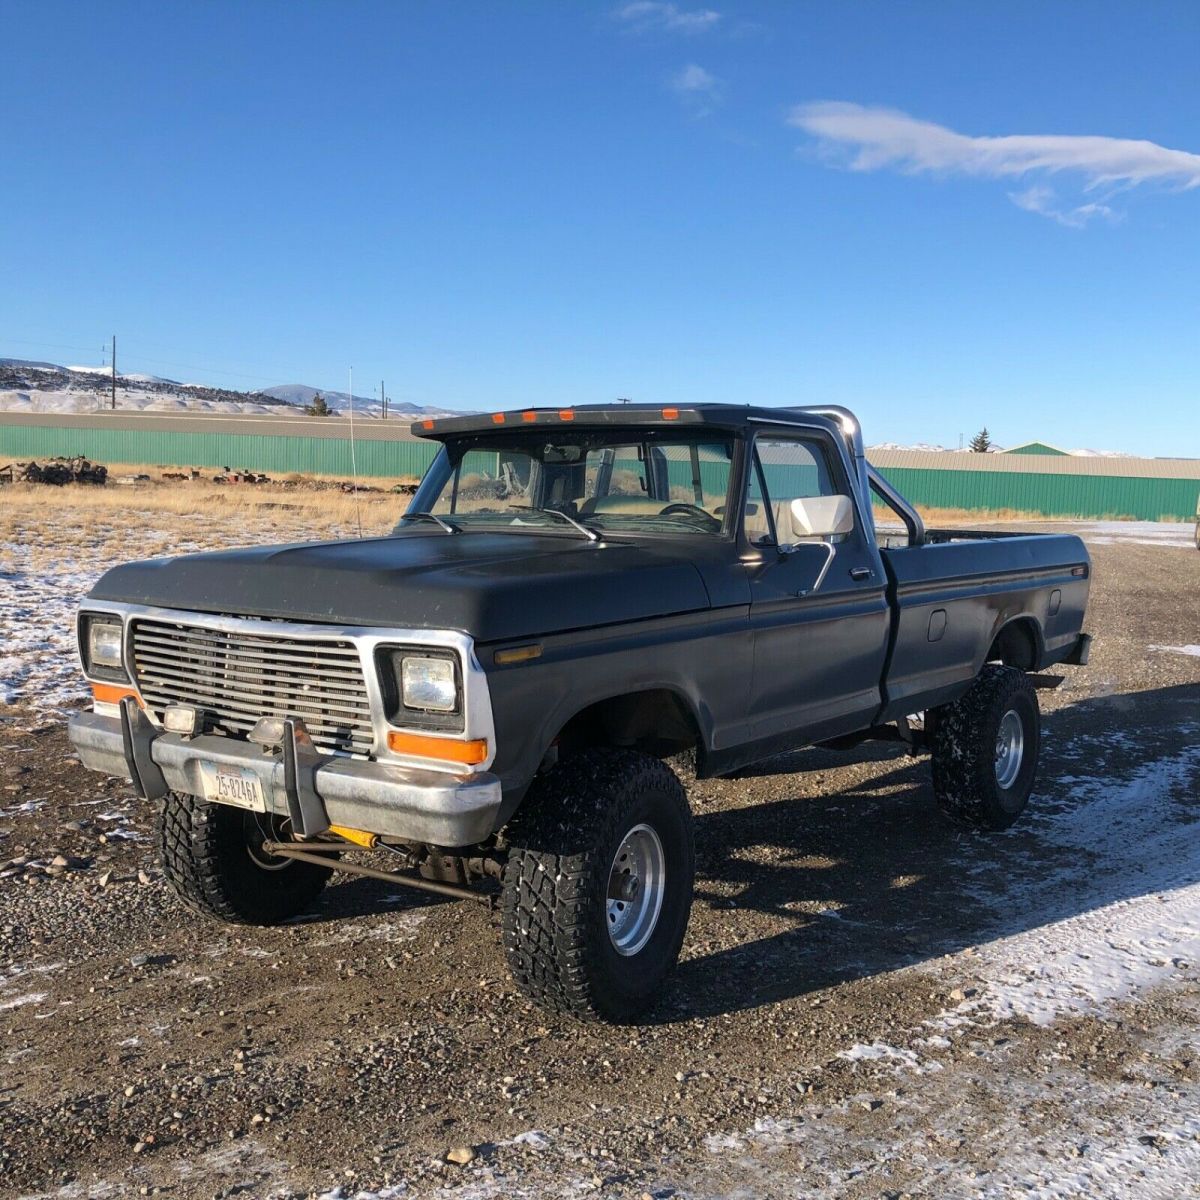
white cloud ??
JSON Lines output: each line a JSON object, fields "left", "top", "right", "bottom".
{"left": 614, "top": 2, "right": 721, "bottom": 35}
{"left": 788, "top": 101, "right": 1200, "bottom": 224}
{"left": 669, "top": 63, "right": 722, "bottom": 116}
{"left": 1008, "top": 185, "right": 1117, "bottom": 229}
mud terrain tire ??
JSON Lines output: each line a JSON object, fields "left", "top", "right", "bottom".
{"left": 158, "top": 791, "right": 331, "bottom": 924}
{"left": 501, "top": 749, "right": 694, "bottom": 1023}
{"left": 931, "top": 665, "right": 1040, "bottom": 831}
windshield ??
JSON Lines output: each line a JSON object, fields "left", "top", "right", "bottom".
{"left": 401, "top": 431, "right": 738, "bottom": 537}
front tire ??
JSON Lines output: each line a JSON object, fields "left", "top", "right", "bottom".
{"left": 158, "top": 792, "right": 331, "bottom": 924}
{"left": 501, "top": 749, "right": 694, "bottom": 1023}
{"left": 930, "top": 666, "right": 1040, "bottom": 831}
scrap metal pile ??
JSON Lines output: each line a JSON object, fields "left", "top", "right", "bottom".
{"left": 0, "top": 455, "right": 108, "bottom": 485}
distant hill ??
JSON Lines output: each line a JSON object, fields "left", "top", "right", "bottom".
{"left": 868, "top": 441, "right": 1130, "bottom": 458}
{"left": 261, "top": 384, "right": 458, "bottom": 419}
{"left": 0, "top": 358, "right": 465, "bottom": 420}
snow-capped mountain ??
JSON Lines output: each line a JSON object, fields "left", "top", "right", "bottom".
{"left": 260, "top": 384, "right": 456, "bottom": 419}
{"left": 0, "top": 359, "right": 462, "bottom": 420}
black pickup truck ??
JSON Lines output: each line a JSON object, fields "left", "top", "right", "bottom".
{"left": 68, "top": 404, "right": 1091, "bottom": 1022}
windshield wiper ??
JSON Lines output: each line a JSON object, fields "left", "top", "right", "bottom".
{"left": 402, "top": 511, "right": 460, "bottom": 534}
{"left": 509, "top": 506, "right": 600, "bottom": 542}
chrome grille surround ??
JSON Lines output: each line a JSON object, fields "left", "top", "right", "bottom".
{"left": 75, "top": 601, "right": 497, "bottom": 773}
{"left": 131, "top": 618, "right": 374, "bottom": 756}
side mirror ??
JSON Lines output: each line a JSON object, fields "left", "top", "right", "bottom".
{"left": 789, "top": 494, "right": 854, "bottom": 539}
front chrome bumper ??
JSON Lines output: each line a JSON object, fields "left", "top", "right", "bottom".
{"left": 67, "top": 710, "right": 503, "bottom": 847}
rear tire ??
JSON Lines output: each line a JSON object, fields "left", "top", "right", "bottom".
{"left": 501, "top": 748, "right": 694, "bottom": 1023}
{"left": 158, "top": 791, "right": 331, "bottom": 924}
{"left": 930, "top": 666, "right": 1040, "bottom": 831}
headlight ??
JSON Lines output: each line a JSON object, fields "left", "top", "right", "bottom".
{"left": 80, "top": 613, "right": 127, "bottom": 680}
{"left": 401, "top": 656, "right": 458, "bottom": 712}
{"left": 378, "top": 648, "right": 464, "bottom": 729}
{"left": 89, "top": 621, "right": 123, "bottom": 668}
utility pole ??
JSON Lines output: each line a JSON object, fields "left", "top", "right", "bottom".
{"left": 381, "top": 379, "right": 386, "bottom": 419}
{"left": 111, "top": 335, "right": 116, "bottom": 410}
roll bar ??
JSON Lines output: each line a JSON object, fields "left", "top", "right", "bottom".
{"left": 867, "top": 465, "right": 926, "bottom": 548}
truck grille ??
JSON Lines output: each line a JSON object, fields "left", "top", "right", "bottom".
{"left": 129, "top": 618, "right": 375, "bottom": 757}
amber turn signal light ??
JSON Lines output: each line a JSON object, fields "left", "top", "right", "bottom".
{"left": 92, "top": 683, "right": 141, "bottom": 707}
{"left": 386, "top": 730, "right": 489, "bottom": 765}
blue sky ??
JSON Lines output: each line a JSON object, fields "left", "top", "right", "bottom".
{"left": 3, "top": 1, "right": 1198, "bottom": 455}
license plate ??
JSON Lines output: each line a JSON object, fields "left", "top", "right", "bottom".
{"left": 198, "top": 762, "right": 266, "bottom": 811}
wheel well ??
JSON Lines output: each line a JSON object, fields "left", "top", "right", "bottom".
{"left": 987, "top": 618, "right": 1040, "bottom": 671}
{"left": 553, "top": 689, "right": 701, "bottom": 762}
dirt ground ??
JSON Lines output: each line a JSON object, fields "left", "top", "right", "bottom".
{"left": 1, "top": 508, "right": 1199, "bottom": 1199}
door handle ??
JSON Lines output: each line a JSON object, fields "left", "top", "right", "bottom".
{"left": 849, "top": 566, "right": 872, "bottom": 581}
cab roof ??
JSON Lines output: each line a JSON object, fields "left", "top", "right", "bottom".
{"left": 411, "top": 402, "right": 851, "bottom": 440}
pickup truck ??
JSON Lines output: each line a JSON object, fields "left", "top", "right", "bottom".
{"left": 68, "top": 404, "right": 1091, "bottom": 1022}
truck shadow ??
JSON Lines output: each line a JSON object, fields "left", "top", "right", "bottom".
{"left": 660, "top": 681, "right": 1200, "bottom": 1023}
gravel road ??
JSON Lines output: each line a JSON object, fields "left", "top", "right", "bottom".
{"left": 1, "top": 526, "right": 1198, "bottom": 1199}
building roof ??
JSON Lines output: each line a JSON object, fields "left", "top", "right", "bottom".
{"left": 1002, "top": 441, "right": 1070, "bottom": 456}
{"left": 867, "top": 446, "right": 1200, "bottom": 481}
{"left": 0, "top": 408, "right": 425, "bottom": 443}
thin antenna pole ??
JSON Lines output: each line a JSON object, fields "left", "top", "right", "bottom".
{"left": 111, "top": 335, "right": 116, "bottom": 410}
{"left": 348, "top": 366, "right": 363, "bottom": 538}
{"left": 381, "top": 379, "right": 386, "bottom": 419}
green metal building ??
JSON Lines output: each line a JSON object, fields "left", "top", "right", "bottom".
{"left": 868, "top": 447, "right": 1200, "bottom": 521}
{"left": 2, "top": 410, "right": 1198, "bottom": 520}
{"left": 0, "top": 410, "right": 435, "bottom": 479}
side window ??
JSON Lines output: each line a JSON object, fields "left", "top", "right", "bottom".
{"left": 744, "top": 437, "right": 841, "bottom": 546}
{"left": 869, "top": 477, "right": 914, "bottom": 548}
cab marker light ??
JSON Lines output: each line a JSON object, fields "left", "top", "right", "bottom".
{"left": 662, "top": 407, "right": 679, "bottom": 420}
{"left": 422, "top": 419, "right": 435, "bottom": 430}
{"left": 494, "top": 643, "right": 543, "bottom": 665}
{"left": 521, "top": 410, "right": 537, "bottom": 423}
{"left": 387, "top": 730, "right": 489, "bottom": 766}
{"left": 491, "top": 412, "right": 506, "bottom": 424}
{"left": 558, "top": 409, "right": 575, "bottom": 421}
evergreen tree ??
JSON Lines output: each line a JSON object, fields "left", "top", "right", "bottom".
{"left": 969, "top": 427, "right": 992, "bottom": 453}
{"left": 306, "top": 392, "right": 330, "bottom": 416}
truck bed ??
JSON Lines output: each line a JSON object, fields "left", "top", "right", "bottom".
{"left": 874, "top": 529, "right": 1090, "bottom": 722}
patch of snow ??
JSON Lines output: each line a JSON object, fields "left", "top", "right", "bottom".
{"left": 838, "top": 1041, "right": 937, "bottom": 1071}
{"left": 0, "top": 992, "right": 47, "bottom": 1011}
{"left": 1081, "top": 521, "right": 1194, "bottom": 548}
{"left": 506, "top": 1130, "right": 552, "bottom": 1151}
{"left": 933, "top": 742, "right": 1200, "bottom": 1028}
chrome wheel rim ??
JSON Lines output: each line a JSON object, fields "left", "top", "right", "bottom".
{"left": 606, "top": 823, "right": 666, "bottom": 956}
{"left": 994, "top": 710, "right": 1025, "bottom": 790}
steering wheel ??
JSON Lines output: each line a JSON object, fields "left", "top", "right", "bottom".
{"left": 658, "top": 502, "right": 721, "bottom": 531}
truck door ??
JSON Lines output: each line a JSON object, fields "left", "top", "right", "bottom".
{"left": 744, "top": 433, "right": 890, "bottom": 747}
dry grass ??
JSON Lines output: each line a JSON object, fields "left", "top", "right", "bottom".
{"left": 0, "top": 480, "right": 1110, "bottom": 565}
{"left": 0, "top": 477, "right": 403, "bottom": 577}
{"left": 876, "top": 504, "right": 1133, "bottom": 527}
{"left": 0, "top": 476, "right": 404, "bottom": 542}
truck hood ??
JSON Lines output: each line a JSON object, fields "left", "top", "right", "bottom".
{"left": 86, "top": 530, "right": 713, "bottom": 641}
